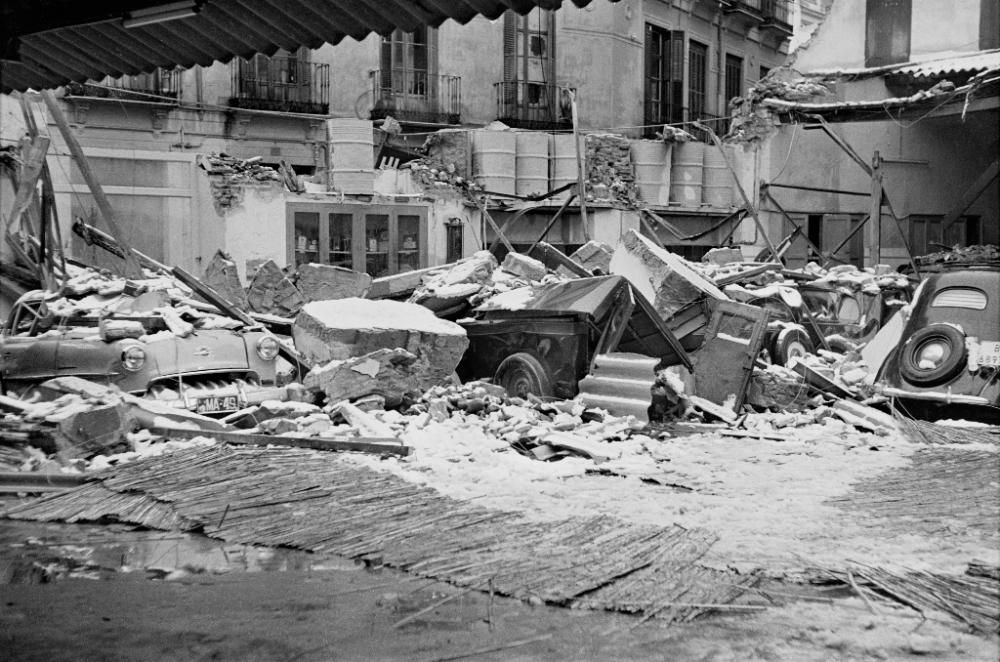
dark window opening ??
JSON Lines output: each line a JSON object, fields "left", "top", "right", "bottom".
{"left": 724, "top": 54, "right": 744, "bottom": 109}
{"left": 689, "top": 40, "right": 708, "bottom": 121}
{"left": 644, "top": 24, "right": 684, "bottom": 136}
{"left": 807, "top": 214, "right": 823, "bottom": 259}
{"left": 865, "top": 0, "right": 911, "bottom": 67}
{"left": 982, "top": 0, "right": 1000, "bottom": 49}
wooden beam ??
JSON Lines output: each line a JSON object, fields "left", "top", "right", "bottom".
{"left": 569, "top": 89, "right": 591, "bottom": 242}
{"left": 2, "top": 135, "right": 49, "bottom": 242}
{"left": 694, "top": 123, "right": 780, "bottom": 261}
{"left": 149, "top": 426, "right": 412, "bottom": 457}
{"left": 526, "top": 192, "right": 577, "bottom": 253}
{"left": 40, "top": 89, "right": 145, "bottom": 278}
{"left": 940, "top": 158, "right": 1000, "bottom": 230}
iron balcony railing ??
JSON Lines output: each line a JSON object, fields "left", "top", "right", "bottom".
{"left": 66, "top": 67, "right": 181, "bottom": 101}
{"left": 723, "top": 0, "right": 763, "bottom": 15}
{"left": 229, "top": 57, "right": 329, "bottom": 114}
{"left": 762, "top": 0, "right": 794, "bottom": 31}
{"left": 493, "top": 81, "right": 573, "bottom": 131}
{"left": 369, "top": 70, "right": 462, "bottom": 125}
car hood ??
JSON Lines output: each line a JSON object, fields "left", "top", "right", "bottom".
{"left": 140, "top": 330, "right": 252, "bottom": 377}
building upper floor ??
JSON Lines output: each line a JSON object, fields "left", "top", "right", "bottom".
{"left": 792, "top": 0, "right": 1000, "bottom": 72}
{"left": 61, "top": 0, "right": 807, "bottom": 140}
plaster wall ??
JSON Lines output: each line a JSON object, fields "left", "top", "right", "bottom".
{"left": 794, "top": 0, "right": 985, "bottom": 71}
{"left": 220, "top": 184, "right": 288, "bottom": 282}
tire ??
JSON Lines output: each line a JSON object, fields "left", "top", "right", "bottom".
{"left": 898, "top": 324, "right": 967, "bottom": 386}
{"left": 494, "top": 352, "right": 552, "bottom": 399}
{"left": 773, "top": 327, "right": 814, "bottom": 367}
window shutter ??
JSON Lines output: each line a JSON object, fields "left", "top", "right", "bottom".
{"left": 669, "top": 30, "right": 685, "bottom": 124}
{"left": 380, "top": 34, "right": 393, "bottom": 92}
{"left": 503, "top": 12, "right": 518, "bottom": 82}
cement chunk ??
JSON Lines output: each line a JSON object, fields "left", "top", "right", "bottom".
{"left": 610, "top": 229, "right": 727, "bottom": 320}
{"left": 293, "top": 298, "right": 469, "bottom": 389}
{"left": 202, "top": 250, "right": 249, "bottom": 310}
{"left": 296, "top": 263, "right": 372, "bottom": 302}
{"left": 303, "top": 348, "right": 424, "bottom": 407}
{"left": 501, "top": 252, "right": 547, "bottom": 281}
{"left": 247, "top": 260, "right": 304, "bottom": 316}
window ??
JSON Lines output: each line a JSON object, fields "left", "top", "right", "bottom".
{"left": 688, "top": 41, "right": 708, "bottom": 121}
{"left": 503, "top": 9, "right": 555, "bottom": 114}
{"left": 931, "top": 288, "right": 987, "bottom": 310}
{"left": 759, "top": 65, "right": 771, "bottom": 81}
{"left": 724, "top": 54, "right": 744, "bottom": 109}
{"left": 644, "top": 24, "right": 684, "bottom": 135}
{"left": 381, "top": 27, "right": 438, "bottom": 97}
{"left": 865, "top": 0, "right": 911, "bottom": 67}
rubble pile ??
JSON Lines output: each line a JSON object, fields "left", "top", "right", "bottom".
{"left": 914, "top": 243, "right": 1000, "bottom": 267}
{"left": 197, "top": 153, "right": 286, "bottom": 213}
{"left": 404, "top": 158, "right": 480, "bottom": 193}
{"left": 585, "top": 133, "right": 639, "bottom": 203}
{"left": 726, "top": 68, "right": 832, "bottom": 144}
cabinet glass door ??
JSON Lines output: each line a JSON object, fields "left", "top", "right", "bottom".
{"left": 397, "top": 214, "right": 422, "bottom": 273}
{"left": 365, "top": 214, "right": 390, "bottom": 277}
{"left": 328, "top": 212, "right": 354, "bottom": 269}
{"left": 293, "top": 211, "right": 321, "bottom": 268}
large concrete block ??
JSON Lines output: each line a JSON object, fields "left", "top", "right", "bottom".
{"left": 292, "top": 298, "right": 469, "bottom": 388}
{"left": 610, "top": 229, "right": 727, "bottom": 321}
{"left": 296, "top": 263, "right": 372, "bottom": 302}
{"left": 303, "top": 348, "right": 423, "bottom": 407}
{"left": 247, "top": 260, "right": 304, "bottom": 317}
{"left": 202, "top": 250, "right": 249, "bottom": 310}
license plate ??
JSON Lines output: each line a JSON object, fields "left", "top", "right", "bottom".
{"left": 978, "top": 341, "right": 1000, "bottom": 367}
{"left": 195, "top": 395, "right": 240, "bottom": 413}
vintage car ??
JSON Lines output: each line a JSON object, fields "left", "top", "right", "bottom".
{"left": 1, "top": 290, "right": 290, "bottom": 415}
{"left": 879, "top": 263, "right": 1000, "bottom": 423}
{"left": 747, "top": 282, "right": 910, "bottom": 365}
{"left": 456, "top": 275, "right": 690, "bottom": 399}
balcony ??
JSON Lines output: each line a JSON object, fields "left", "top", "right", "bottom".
{"left": 369, "top": 70, "right": 461, "bottom": 125}
{"left": 493, "top": 81, "right": 572, "bottom": 131}
{"left": 722, "top": 0, "right": 764, "bottom": 27}
{"left": 229, "top": 57, "right": 329, "bottom": 114}
{"left": 65, "top": 68, "right": 181, "bottom": 102}
{"left": 761, "top": 0, "right": 794, "bottom": 36}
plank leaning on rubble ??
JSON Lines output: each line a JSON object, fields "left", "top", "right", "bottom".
{"left": 148, "top": 426, "right": 411, "bottom": 457}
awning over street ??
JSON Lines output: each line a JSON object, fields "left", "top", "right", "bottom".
{"left": 1, "top": 0, "right": 601, "bottom": 94}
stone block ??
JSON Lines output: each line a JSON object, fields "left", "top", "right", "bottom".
{"left": 247, "top": 260, "right": 304, "bottom": 317}
{"left": 296, "top": 263, "right": 372, "bottom": 302}
{"left": 202, "top": 250, "right": 249, "bottom": 310}
{"left": 567, "top": 241, "right": 614, "bottom": 275}
{"left": 702, "top": 247, "right": 744, "bottom": 266}
{"left": 292, "top": 298, "right": 469, "bottom": 389}
{"left": 303, "top": 348, "right": 424, "bottom": 407}
{"left": 610, "top": 229, "right": 727, "bottom": 321}
{"left": 501, "top": 252, "right": 547, "bottom": 281}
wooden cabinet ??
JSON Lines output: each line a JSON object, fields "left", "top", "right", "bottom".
{"left": 287, "top": 203, "right": 428, "bottom": 277}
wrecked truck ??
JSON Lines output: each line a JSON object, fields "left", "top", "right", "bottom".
{"left": 456, "top": 275, "right": 691, "bottom": 399}
{"left": 1, "top": 290, "right": 290, "bottom": 415}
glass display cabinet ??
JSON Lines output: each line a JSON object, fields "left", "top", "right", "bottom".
{"left": 287, "top": 203, "right": 428, "bottom": 277}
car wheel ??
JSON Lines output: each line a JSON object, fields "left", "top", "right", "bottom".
{"left": 898, "top": 324, "right": 967, "bottom": 386}
{"left": 494, "top": 352, "right": 552, "bottom": 399}
{"left": 773, "top": 327, "right": 814, "bottom": 366}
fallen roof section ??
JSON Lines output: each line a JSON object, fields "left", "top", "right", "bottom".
{"left": 1, "top": 0, "right": 602, "bottom": 93}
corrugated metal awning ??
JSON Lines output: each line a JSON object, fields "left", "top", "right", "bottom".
{"left": 1, "top": 0, "right": 601, "bottom": 93}
{"left": 805, "top": 48, "right": 1000, "bottom": 80}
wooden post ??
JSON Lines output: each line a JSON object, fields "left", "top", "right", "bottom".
{"left": 40, "top": 89, "right": 145, "bottom": 278}
{"left": 569, "top": 89, "right": 591, "bottom": 242}
{"left": 869, "top": 150, "right": 883, "bottom": 267}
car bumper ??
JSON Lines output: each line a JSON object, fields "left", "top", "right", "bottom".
{"left": 149, "top": 382, "right": 290, "bottom": 415}
{"left": 878, "top": 385, "right": 992, "bottom": 406}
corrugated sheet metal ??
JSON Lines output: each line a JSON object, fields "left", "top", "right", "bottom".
{"left": 1, "top": 0, "right": 599, "bottom": 93}
{"left": 895, "top": 49, "right": 1000, "bottom": 78}
{"left": 577, "top": 353, "right": 658, "bottom": 423}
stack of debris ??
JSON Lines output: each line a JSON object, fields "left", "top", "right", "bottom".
{"left": 197, "top": 153, "right": 289, "bottom": 214}
{"left": 585, "top": 133, "right": 638, "bottom": 203}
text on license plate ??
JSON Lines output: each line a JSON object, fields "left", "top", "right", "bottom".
{"left": 195, "top": 395, "right": 240, "bottom": 413}
{"left": 978, "top": 341, "right": 1000, "bottom": 367}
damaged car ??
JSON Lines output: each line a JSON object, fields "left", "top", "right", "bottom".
{"left": 1, "top": 290, "right": 291, "bottom": 415}
{"left": 880, "top": 262, "right": 1000, "bottom": 423}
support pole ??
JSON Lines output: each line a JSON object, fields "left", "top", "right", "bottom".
{"left": 569, "top": 89, "right": 591, "bottom": 242}
{"left": 40, "top": 89, "right": 145, "bottom": 278}
{"left": 869, "top": 150, "right": 883, "bottom": 267}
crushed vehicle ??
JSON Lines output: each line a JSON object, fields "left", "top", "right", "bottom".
{"left": 879, "top": 260, "right": 1000, "bottom": 423}
{"left": 456, "top": 275, "right": 691, "bottom": 399}
{"left": 748, "top": 281, "right": 911, "bottom": 364}
{"left": 1, "top": 289, "right": 290, "bottom": 416}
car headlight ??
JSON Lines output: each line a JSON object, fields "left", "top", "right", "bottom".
{"left": 122, "top": 345, "right": 147, "bottom": 372}
{"left": 256, "top": 335, "right": 280, "bottom": 361}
